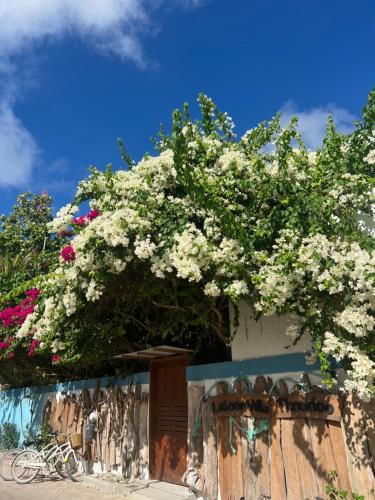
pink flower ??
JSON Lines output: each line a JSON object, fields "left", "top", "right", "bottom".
{"left": 28, "top": 338, "right": 40, "bottom": 357}
{"left": 7, "top": 352, "right": 14, "bottom": 360}
{"left": 0, "top": 342, "right": 9, "bottom": 349}
{"left": 0, "top": 289, "right": 40, "bottom": 328}
{"left": 61, "top": 245, "right": 76, "bottom": 262}
{"left": 26, "top": 288, "right": 40, "bottom": 301}
{"left": 52, "top": 354, "right": 61, "bottom": 364}
{"left": 72, "top": 215, "right": 87, "bottom": 226}
{"left": 30, "top": 339, "right": 40, "bottom": 348}
{"left": 88, "top": 209, "right": 100, "bottom": 221}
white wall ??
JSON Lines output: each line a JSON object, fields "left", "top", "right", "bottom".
{"left": 230, "top": 301, "right": 312, "bottom": 361}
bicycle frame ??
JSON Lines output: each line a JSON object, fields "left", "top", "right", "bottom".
{"left": 16, "top": 435, "right": 76, "bottom": 473}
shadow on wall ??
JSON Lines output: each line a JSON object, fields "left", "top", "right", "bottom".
{"left": 0, "top": 387, "right": 50, "bottom": 439}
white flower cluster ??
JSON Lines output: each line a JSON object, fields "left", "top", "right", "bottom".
{"left": 48, "top": 203, "right": 78, "bottom": 234}
{"left": 364, "top": 149, "right": 375, "bottom": 165}
{"left": 134, "top": 236, "right": 157, "bottom": 260}
{"left": 335, "top": 305, "right": 375, "bottom": 338}
{"left": 323, "top": 332, "right": 375, "bottom": 401}
{"left": 169, "top": 225, "right": 211, "bottom": 282}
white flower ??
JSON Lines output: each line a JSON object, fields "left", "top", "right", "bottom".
{"left": 335, "top": 305, "right": 375, "bottom": 338}
{"left": 85, "top": 280, "right": 103, "bottom": 302}
{"left": 51, "top": 339, "right": 65, "bottom": 353}
{"left": 48, "top": 203, "right": 78, "bottom": 234}
{"left": 204, "top": 281, "right": 221, "bottom": 297}
{"left": 224, "top": 280, "right": 249, "bottom": 300}
{"left": 285, "top": 324, "right": 300, "bottom": 339}
{"left": 364, "top": 149, "right": 375, "bottom": 165}
{"left": 134, "top": 236, "right": 156, "bottom": 260}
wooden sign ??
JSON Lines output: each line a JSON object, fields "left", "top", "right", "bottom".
{"left": 210, "top": 394, "right": 271, "bottom": 419}
{"left": 210, "top": 392, "right": 341, "bottom": 422}
{"left": 273, "top": 393, "right": 342, "bottom": 422}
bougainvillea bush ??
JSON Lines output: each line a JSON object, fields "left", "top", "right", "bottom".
{"left": 1, "top": 90, "right": 374, "bottom": 398}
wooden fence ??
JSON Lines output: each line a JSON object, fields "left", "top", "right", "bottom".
{"left": 43, "top": 381, "right": 149, "bottom": 478}
{"left": 186, "top": 376, "right": 375, "bottom": 500}
{"left": 42, "top": 376, "right": 374, "bottom": 499}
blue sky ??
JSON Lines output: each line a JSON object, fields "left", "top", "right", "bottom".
{"left": 0, "top": 0, "right": 374, "bottom": 214}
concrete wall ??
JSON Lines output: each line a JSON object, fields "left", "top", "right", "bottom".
{"left": 230, "top": 301, "right": 312, "bottom": 361}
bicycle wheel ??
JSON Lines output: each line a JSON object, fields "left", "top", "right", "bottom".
{"left": 64, "top": 451, "right": 86, "bottom": 482}
{"left": 11, "top": 450, "right": 42, "bottom": 484}
{"left": 0, "top": 448, "right": 23, "bottom": 481}
{"left": 54, "top": 458, "right": 68, "bottom": 478}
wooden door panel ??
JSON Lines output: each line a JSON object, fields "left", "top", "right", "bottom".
{"left": 150, "top": 355, "right": 188, "bottom": 485}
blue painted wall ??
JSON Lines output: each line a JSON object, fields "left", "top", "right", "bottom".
{"left": 186, "top": 352, "right": 324, "bottom": 381}
{"left": 0, "top": 372, "right": 149, "bottom": 444}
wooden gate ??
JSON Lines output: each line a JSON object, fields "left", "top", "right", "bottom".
{"left": 149, "top": 355, "right": 188, "bottom": 485}
{"left": 186, "top": 377, "right": 363, "bottom": 500}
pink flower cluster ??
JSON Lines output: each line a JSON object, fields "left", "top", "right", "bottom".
{"left": 52, "top": 354, "right": 61, "bottom": 364}
{"left": 0, "top": 337, "right": 15, "bottom": 350}
{"left": 72, "top": 209, "right": 100, "bottom": 227}
{"left": 61, "top": 245, "right": 76, "bottom": 262}
{"left": 0, "top": 289, "right": 40, "bottom": 328}
{"left": 27, "top": 338, "right": 40, "bottom": 358}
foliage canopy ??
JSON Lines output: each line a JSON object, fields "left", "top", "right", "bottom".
{"left": 0, "top": 90, "right": 374, "bottom": 397}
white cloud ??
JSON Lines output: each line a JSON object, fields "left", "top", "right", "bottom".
{"left": 0, "top": 101, "right": 39, "bottom": 187}
{"left": 0, "top": 0, "right": 149, "bottom": 66}
{"left": 0, "top": 0, "right": 199, "bottom": 188}
{"left": 280, "top": 101, "right": 356, "bottom": 149}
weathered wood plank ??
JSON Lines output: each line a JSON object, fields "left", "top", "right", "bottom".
{"left": 201, "top": 392, "right": 218, "bottom": 500}
{"left": 217, "top": 381, "right": 244, "bottom": 500}
{"left": 184, "top": 385, "right": 205, "bottom": 492}
{"left": 308, "top": 420, "right": 332, "bottom": 496}
{"left": 293, "top": 418, "right": 319, "bottom": 499}
{"left": 67, "top": 396, "right": 77, "bottom": 435}
{"left": 138, "top": 393, "right": 149, "bottom": 480}
{"left": 328, "top": 421, "right": 351, "bottom": 493}
{"left": 281, "top": 419, "right": 303, "bottom": 500}
{"left": 270, "top": 418, "right": 287, "bottom": 500}
{"left": 132, "top": 384, "right": 141, "bottom": 478}
{"left": 61, "top": 397, "right": 70, "bottom": 434}
{"left": 233, "top": 380, "right": 259, "bottom": 500}
{"left": 187, "top": 385, "right": 205, "bottom": 470}
{"left": 253, "top": 376, "right": 271, "bottom": 500}
{"left": 341, "top": 392, "right": 375, "bottom": 499}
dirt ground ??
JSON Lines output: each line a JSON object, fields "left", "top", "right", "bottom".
{"left": 0, "top": 476, "right": 125, "bottom": 499}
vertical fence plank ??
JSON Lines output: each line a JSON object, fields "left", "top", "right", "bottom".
{"left": 280, "top": 418, "right": 304, "bottom": 500}
{"left": 308, "top": 420, "right": 332, "bottom": 496}
{"left": 328, "top": 421, "right": 351, "bottom": 492}
{"left": 185, "top": 385, "right": 205, "bottom": 490}
{"left": 253, "top": 376, "right": 271, "bottom": 500}
{"left": 342, "top": 393, "right": 375, "bottom": 498}
{"left": 234, "top": 380, "right": 258, "bottom": 500}
{"left": 132, "top": 384, "right": 141, "bottom": 478}
{"left": 293, "top": 418, "right": 319, "bottom": 499}
{"left": 202, "top": 394, "right": 218, "bottom": 500}
{"left": 270, "top": 418, "right": 287, "bottom": 500}
{"left": 217, "top": 381, "right": 244, "bottom": 500}
{"left": 138, "top": 393, "right": 149, "bottom": 479}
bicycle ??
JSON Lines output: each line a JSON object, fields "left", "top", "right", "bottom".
{"left": 0, "top": 436, "right": 45, "bottom": 481}
{"left": 11, "top": 432, "right": 86, "bottom": 484}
